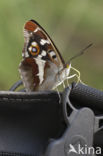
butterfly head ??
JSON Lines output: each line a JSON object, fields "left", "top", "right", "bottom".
{"left": 66, "top": 63, "right": 70, "bottom": 69}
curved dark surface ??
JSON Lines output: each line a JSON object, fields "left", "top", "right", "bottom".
{"left": 70, "top": 83, "right": 103, "bottom": 114}
{"left": 0, "top": 83, "right": 103, "bottom": 155}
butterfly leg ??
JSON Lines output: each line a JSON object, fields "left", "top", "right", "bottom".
{"left": 57, "top": 72, "right": 66, "bottom": 89}
{"left": 70, "top": 66, "right": 81, "bottom": 85}
{"left": 55, "top": 74, "right": 77, "bottom": 89}
{"left": 66, "top": 73, "right": 80, "bottom": 86}
{"left": 66, "top": 74, "right": 77, "bottom": 80}
{"left": 71, "top": 67, "right": 87, "bottom": 86}
{"left": 66, "top": 74, "right": 80, "bottom": 86}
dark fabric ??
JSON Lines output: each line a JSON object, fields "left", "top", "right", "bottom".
{"left": 0, "top": 91, "right": 65, "bottom": 155}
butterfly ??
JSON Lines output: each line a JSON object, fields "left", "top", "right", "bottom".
{"left": 19, "top": 19, "right": 92, "bottom": 92}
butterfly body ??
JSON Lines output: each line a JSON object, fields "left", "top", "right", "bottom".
{"left": 19, "top": 20, "right": 71, "bottom": 91}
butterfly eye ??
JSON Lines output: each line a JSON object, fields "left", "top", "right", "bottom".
{"left": 28, "top": 42, "right": 40, "bottom": 56}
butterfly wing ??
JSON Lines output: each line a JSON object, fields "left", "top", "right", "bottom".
{"left": 19, "top": 20, "right": 66, "bottom": 91}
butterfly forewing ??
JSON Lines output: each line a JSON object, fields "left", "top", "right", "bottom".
{"left": 23, "top": 20, "right": 65, "bottom": 67}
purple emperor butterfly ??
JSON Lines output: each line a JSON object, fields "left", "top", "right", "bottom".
{"left": 19, "top": 20, "right": 92, "bottom": 91}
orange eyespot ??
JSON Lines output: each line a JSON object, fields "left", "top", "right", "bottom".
{"left": 28, "top": 42, "right": 40, "bottom": 56}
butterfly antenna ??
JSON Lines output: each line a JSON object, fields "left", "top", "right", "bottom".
{"left": 68, "top": 43, "right": 93, "bottom": 63}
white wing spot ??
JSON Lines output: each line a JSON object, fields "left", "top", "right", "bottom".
{"left": 34, "top": 27, "right": 41, "bottom": 32}
{"left": 40, "top": 39, "right": 50, "bottom": 45}
{"left": 25, "top": 52, "right": 29, "bottom": 57}
{"left": 34, "top": 58, "right": 46, "bottom": 84}
{"left": 28, "top": 46, "right": 32, "bottom": 51}
{"left": 22, "top": 53, "right": 25, "bottom": 57}
{"left": 41, "top": 50, "right": 46, "bottom": 56}
{"left": 49, "top": 51, "right": 56, "bottom": 57}
{"left": 24, "top": 29, "right": 30, "bottom": 39}
{"left": 32, "top": 42, "right": 37, "bottom": 46}
{"left": 38, "top": 55, "right": 42, "bottom": 58}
